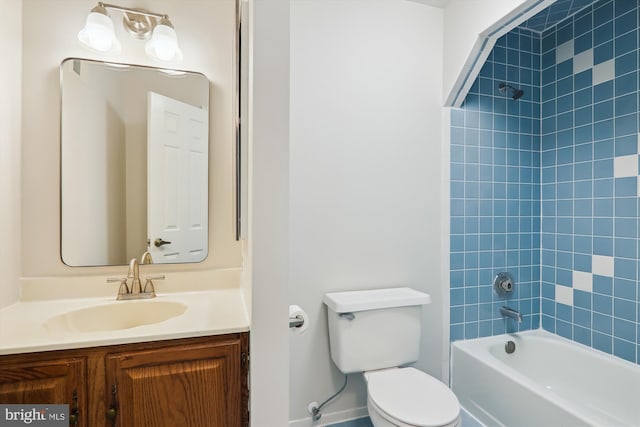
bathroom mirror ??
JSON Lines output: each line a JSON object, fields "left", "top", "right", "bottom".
{"left": 60, "top": 58, "right": 210, "bottom": 267}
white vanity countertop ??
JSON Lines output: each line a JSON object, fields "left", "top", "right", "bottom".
{"left": 0, "top": 288, "right": 250, "bottom": 355}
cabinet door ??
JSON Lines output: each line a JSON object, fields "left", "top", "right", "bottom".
{"left": 0, "top": 356, "right": 85, "bottom": 424}
{"left": 106, "top": 338, "right": 242, "bottom": 427}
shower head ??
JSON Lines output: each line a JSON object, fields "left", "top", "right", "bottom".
{"left": 498, "top": 83, "right": 524, "bottom": 100}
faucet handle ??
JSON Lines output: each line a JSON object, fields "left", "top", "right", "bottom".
{"left": 143, "top": 275, "right": 164, "bottom": 295}
{"left": 107, "top": 277, "right": 130, "bottom": 298}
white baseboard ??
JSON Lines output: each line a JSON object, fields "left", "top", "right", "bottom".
{"left": 289, "top": 406, "right": 369, "bottom": 427}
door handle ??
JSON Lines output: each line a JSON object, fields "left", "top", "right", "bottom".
{"left": 154, "top": 238, "right": 172, "bottom": 247}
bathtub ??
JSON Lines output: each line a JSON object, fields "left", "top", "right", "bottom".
{"left": 450, "top": 329, "right": 639, "bottom": 427}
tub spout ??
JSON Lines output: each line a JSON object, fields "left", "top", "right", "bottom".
{"left": 500, "top": 306, "right": 522, "bottom": 323}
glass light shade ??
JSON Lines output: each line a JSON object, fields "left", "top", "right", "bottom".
{"left": 145, "top": 24, "right": 183, "bottom": 62}
{"left": 78, "top": 11, "right": 121, "bottom": 53}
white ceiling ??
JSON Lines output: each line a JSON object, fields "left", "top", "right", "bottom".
{"left": 405, "top": 0, "right": 451, "bottom": 8}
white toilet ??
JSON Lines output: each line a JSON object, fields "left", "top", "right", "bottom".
{"left": 323, "top": 287, "right": 460, "bottom": 427}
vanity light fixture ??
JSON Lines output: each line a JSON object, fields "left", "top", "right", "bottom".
{"left": 78, "top": 2, "right": 182, "bottom": 62}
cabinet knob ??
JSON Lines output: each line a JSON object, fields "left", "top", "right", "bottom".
{"left": 106, "top": 408, "right": 117, "bottom": 419}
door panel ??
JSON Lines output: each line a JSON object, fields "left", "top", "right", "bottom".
{"left": 147, "top": 92, "right": 208, "bottom": 263}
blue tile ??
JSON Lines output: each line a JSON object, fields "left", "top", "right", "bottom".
{"left": 614, "top": 135, "right": 637, "bottom": 156}
{"left": 594, "top": 198, "right": 613, "bottom": 216}
{"left": 574, "top": 218, "right": 592, "bottom": 235}
{"left": 574, "top": 106, "right": 591, "bottom": 126}
{"left": 614, "top": 217, "right": 637, "bottom": 238}
{"left": 593, "top": 293, "right": 613, "bottom": 315}
{"left": 557, "top": 59, "right": 573, "bottom": 79}
{"left": 574, "top": 289, "right": 592, "bottom": 309}
{"left": 593, "top": 331, "right": 613, "bottom": 353}
{"left": 614, "top": 114, "right": 637, "bottom": 138}
{"left": 594, "top": 100, "right": 613, "bottom": 121}
{"left": 594, "top": 177, "right": 613, "bottom": 196}
{"left": 614, "top": 299, "right": 636, "bottom": 322}
{"left": 614, "top": 237, "right": 636, "bottom": 259}
{"left": 594, "top": 40, "right": 614, "bottom": 65}
{"left": 557, "top": 76, "right": 573, "bottom": 97}
{"left": 594, "top": 119, "right": 614, "bottom": 141}
{"left": 574, "top": 325, "right": 592, "bottom": 346}
{"left": 615, "top": 10, "right": 637, "bottom": 37}
{"left": 593, "top": 159, "right": 613, "bottom": 177}
{"left": 574, "top": 11, "right": 592, "bottom": 37}
{"left": 613, "top": 339, "right": 636, "bottom": 363}
{"left": 556, "top": 319, "right": 572, "bottom": 339}
{"left": 615, "top": 72, "right": 637, "bottom": 97}
{"left": 542, "top": 33, "right": 556, "bottom": 52}
{"left": 574, "top": 31, "right": 593, "bottom": 54}
{"left": 613, "top": 318, "right": 635, "bottom": 344}
{"left": 615, "top": 197, "right": 637, "bottom": 217}
{"left": 451, "top": 215, "right": 464, "bottom": 234}
{"left": 593, "top": 1, "right": 613, "bottom": 28}
{"left": 574, "top": 252, "right": 592, "bottom": 270}
{"left": 615, "top": 91, "right": 638, "bottom": 115}
{"left": 614, "top": 257, "right": 636, "bottom": 280}
{"left": 615, "top": 0, "right": 636, "bottom": 15}
{"left": 465, "top": 322, "right": 479, "bottom": 339}
{"left": 594, "top": 80, "right": 614, "bottom": 102}
{"left": 614, "top": 30, "right": 637, "bottom": 57}
{"left": 593, "top": 312, "right": 613, "bottom": 334}
{"left": 574, "top": 125, "right": 593, "bottom": 145}
{"left": 614, "top": 278, "right": 636, "bottom": 300}
{"left": 593, "top": 236, "right": 614, "bottom": 256}
{"left": 451, "top": 109, "right": 465, "bottom": 127}
{"left": 594, "top": 217, "right": 613, "bottom": 236}
{"left": 451, "top": 163, "right": 464, "bottom": 180}
{"left": 594, "top": 21, "right": 613, "bottom": 46}
{"left": 615, "top": 51, "right": 637, "bottom": 77}
{"left": 574, "top": 307, "right": 591, "bottom": 328}
{"left": 450, "top": 324, "right": 464, "bottom": 341}
{"left": 557, "top": 22, "right": 573, "bottom": 45}
{"left": 542, "top": 82, "right": 556, "bottom": 101}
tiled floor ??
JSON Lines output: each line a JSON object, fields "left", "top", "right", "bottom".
{"left": 326, "top": 417, "right": 373, "bottom": 427}
{"left": 325, "top": 409, "right": 484, "bottom": 427}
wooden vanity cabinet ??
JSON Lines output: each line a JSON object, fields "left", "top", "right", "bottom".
{"left": 0, "top": 333, "right": 249, "bottom": 427}
{"left": 0, "top": 355, "right": 85, "bottom": 417}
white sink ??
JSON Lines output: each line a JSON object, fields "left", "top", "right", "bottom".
{"left": 44, "top": 300, "right": 187, "bottom": 333}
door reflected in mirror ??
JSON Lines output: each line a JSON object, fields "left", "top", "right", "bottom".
{"left": 60, "top": 58, "right": 210, "bottom": 266}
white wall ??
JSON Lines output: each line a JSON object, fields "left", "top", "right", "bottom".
{"left": 0, "top": 0, "right": 22, "bottom": 309}
{"left": 442, "top": 0, "right": 553, "bottom": 106}
{"left": 19, "top": 0, "right": 241, "bottom": 281}
{"left": 61, "top": 64, "right": 127, "bottom": 266}
{"left": 249, "top": 0, "right": 291, "bottom": 425}
{"left": 289, "top": 1, "right": 444, "bottom": 423}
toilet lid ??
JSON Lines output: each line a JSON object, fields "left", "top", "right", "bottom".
{"left": 367, "top": 368, "right": 459, "bottom": 427}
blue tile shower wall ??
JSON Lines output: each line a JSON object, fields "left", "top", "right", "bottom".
{"left": 450, "top": 28, "right": 542, "bottom": 341}
{"left": 540, "top": 0, "right": 640, "bottom": 363}
{"left": 451, "top": 0, "right": 640, "bottom": 365}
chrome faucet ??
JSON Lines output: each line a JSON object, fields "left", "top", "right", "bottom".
{"left": 106, "top": 256, "right": 164, "bottom": 300}
{"left": 500, "top": 306, "right": 522, "bottom": 323}
{"left": 140, "top": 251, "right": 153, "bottom": 265}
{"left": 128, "top": 257, "right": 143, "bottom": 294}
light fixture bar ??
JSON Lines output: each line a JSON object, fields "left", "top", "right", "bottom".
{"left": 79, "top": 2, "right": 182, "bottom": 61}
{"left": 98, "top": 2, "right": 168, "bottom": 19}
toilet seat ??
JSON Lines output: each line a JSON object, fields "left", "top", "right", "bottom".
{"left": 366, "top": 367, "right": 460, "bottom": 427}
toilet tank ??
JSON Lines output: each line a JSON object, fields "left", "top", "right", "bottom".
{"left": 323, "top": 287, "right": 431, "bottom": 374}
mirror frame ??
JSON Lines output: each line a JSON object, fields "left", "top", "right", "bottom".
{"left": 59, "top": 58, "right": 212, "bottom": 267}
